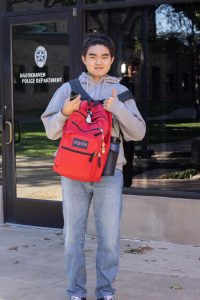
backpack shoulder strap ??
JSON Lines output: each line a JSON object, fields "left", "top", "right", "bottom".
{"left": 118, "top": 90, "right": 134, "bottom": 102}
{"left": 69, "top": 78, "right": 133, "bottom": 103}
{"left": 69, "top": 78, "right": 93, "bottom": 102}
{"left": 99, "top": 89, "right": 133, "bottom": 104}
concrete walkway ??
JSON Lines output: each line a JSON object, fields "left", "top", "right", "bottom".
{"left": 0, "top": 225, "right": 200, "bottom": 300}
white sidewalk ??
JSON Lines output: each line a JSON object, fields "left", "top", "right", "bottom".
{"left": 0, "top": 225, "right": 200, "bottom": 300}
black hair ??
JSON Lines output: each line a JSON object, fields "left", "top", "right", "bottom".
{"left": 82, "top": 33, "right": 115, "bottom": 58}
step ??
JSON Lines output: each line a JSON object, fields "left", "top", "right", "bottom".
{"left": 87, "top": 194, "right": 200, "bottom": 245}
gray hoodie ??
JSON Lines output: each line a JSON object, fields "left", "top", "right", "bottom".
{"left": 41, "top": 72, "right": 146, "bottom": 170}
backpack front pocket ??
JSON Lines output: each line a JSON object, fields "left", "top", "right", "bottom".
{"left": 53, "top": 133, "right": 100, "bottom": 181}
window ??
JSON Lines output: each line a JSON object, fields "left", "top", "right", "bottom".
{"left": 13, "top": 64, "right": 26, "bottom": 92}
{"left": 181, "top": 73, "right": 190, "bottom": 91}
{"left": 166, "top": 73, "right": 175, "bottom": 93}
{"left": 86, "top": 2, "right": 200, "bottom": 194}
{"left": 34, "top": 66, "right": 49, "bottom": 92}
{"left": 63, "top": 66, "right": 70, "bottom": 82}
{"left": 7, "top": 0, "right": 76, "bottom": 12}
{"left": 151, "top": 67, "right": 161, "bottom": 101}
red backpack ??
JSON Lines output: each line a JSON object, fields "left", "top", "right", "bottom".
{"left": 53, "top": 79, "right": 133, "bottom": 182}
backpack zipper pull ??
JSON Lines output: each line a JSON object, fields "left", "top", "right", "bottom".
{"left": 86, "top": 109, "right": 93, "bottom": 124}
{"left": 98, "top": 153, "right": 101, "bottom": 167}
{"left": 100, "top": 128, "right": 106, "bottom": 154}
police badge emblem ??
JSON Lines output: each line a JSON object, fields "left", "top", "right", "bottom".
{"left": 34, "top": 46, "right": 47, "bottom": 68}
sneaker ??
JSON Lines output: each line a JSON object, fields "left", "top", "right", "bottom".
{"left": 71, "top": 297, "right": 86, "bottom": 300}
{"left": 97, "top": 296, "right": 115, "bottom": 300}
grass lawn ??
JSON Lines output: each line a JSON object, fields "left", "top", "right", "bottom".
{"left": 8, "top": 120, "right": 200, "bottom": 157}
{"left": 15, "top": 122, "right": 59, "bottom": 157}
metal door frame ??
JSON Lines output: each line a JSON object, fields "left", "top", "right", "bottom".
{"left": 1, "top": 10, "right": 82, "bottom": 227}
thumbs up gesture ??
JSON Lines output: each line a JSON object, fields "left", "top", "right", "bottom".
{"left": 103, "top": 89, "right": 117, "bottom": 112}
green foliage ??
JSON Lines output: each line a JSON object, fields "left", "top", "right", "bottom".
{"left": 160, "top": 169, "right": 199, "bottom": 179}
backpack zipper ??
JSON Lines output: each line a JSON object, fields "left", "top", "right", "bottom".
{"left": 73, "top": 111, "right": 108, "bottom": 125}
{"left": 70, "top": 121, "right": 106, "bottom": 161}
{"left": 74, "top": 111, "right": 87, "bottom": 118}
{"left": 72, "top": 121, "right": 101, "bottom": 133}
{"left": 61, "top": 146, "right": 96, "bottom": 161}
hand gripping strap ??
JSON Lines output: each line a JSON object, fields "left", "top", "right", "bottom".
{"left": 69, "top": 79, "right": 93, "bottom": 102}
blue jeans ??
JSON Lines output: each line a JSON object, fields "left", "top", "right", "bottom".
{"left": 61, "top": 169, "right": 123, "bottom": 299}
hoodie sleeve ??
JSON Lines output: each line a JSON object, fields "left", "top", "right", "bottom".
{"left": 108, "top": 85, "right": 146, "bottom": 141}
{"left": 41, "top": 83, "right": 71, "bottom": 140}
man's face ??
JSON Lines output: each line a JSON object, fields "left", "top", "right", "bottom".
{"left": 82, "top": 44, "right": 114, "bottom": 80}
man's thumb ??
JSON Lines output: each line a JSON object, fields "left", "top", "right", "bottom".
{"left": 112, "top": 88, "right": 117, "bottom": 98}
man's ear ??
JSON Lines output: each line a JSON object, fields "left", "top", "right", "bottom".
{"left": 81, "top": 55, "right": 86, "bottom": 65}
{"left": 111, "top": 56, "right": 115, "bottom": 64}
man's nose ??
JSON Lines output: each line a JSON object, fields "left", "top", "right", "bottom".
{"left": 95, "top": 59, "right": 102, "bottom": 64}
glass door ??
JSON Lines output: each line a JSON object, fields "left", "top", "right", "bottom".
{"left": 2, "top": 12, "right": 80, "bottom": 227}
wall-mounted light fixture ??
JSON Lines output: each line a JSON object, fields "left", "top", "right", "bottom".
{"left": 121, "top": 63, "right": 126, "bottom": 74}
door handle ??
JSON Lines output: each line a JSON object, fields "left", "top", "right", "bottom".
{"left": 5, "top": 121, "right": 12, "bottom": 144}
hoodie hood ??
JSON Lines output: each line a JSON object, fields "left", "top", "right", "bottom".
{"left": 78, "top": 72, "right": 119, "bottom": 84}
{"left": 78, "top": 72, "right": 119, "bottom": 101}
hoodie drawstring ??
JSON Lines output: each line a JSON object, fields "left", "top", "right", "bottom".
{"left": 86, "top": 74, "right": 105, "bottom": 101}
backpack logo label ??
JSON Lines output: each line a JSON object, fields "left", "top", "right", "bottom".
{"left": 72, "top": 138, "right": 88, "bottom": 149}
{"left": 34, "top": 46, "right": 47, "bottom": 68}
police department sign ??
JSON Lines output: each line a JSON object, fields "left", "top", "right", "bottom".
{"left": 19, "top": 46, "right": 62, "bottom": 84}
{"left": 34, "top": 46, "right": 47, "bottom": 68}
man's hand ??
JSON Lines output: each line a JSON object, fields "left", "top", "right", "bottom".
{"left": 61, "top": 95, "right": 81, "bottom": 117}
{"left": 103, "top": 89, "right": 117, "bottom": 111}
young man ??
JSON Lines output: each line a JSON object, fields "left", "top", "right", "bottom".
{"left": 41, "top": 34, "right": 146, "bottom": 300}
